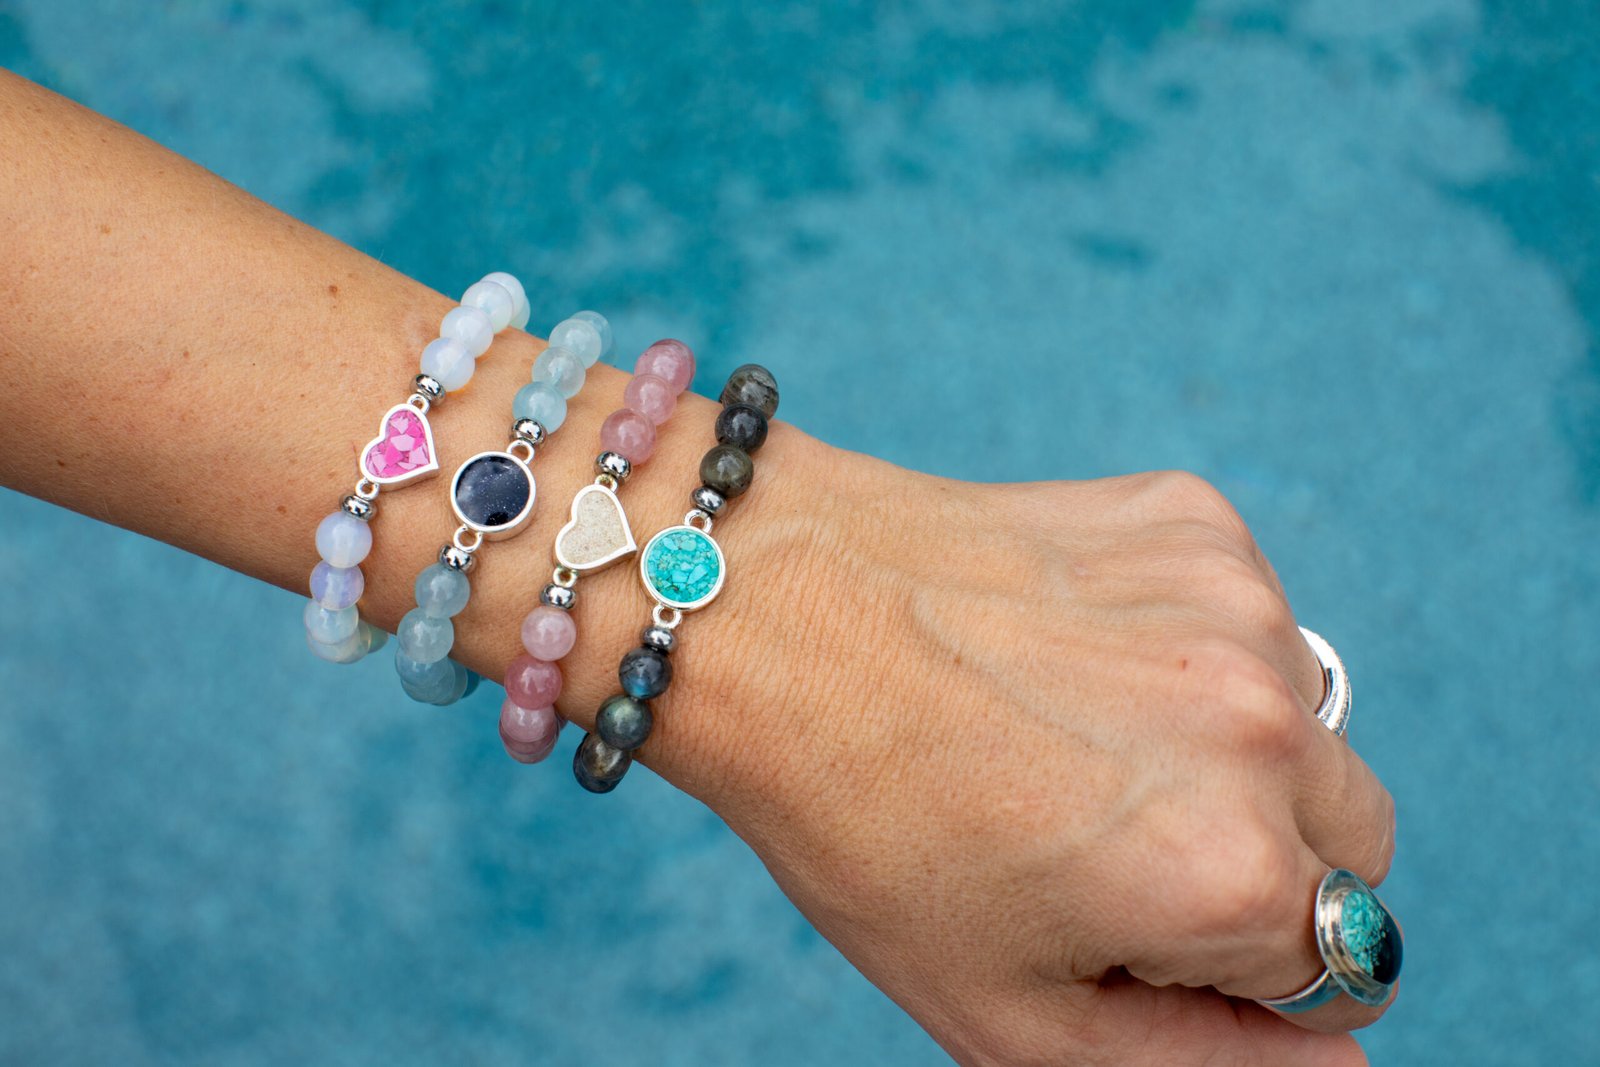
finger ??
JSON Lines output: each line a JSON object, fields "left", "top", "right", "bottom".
{"left": 1289, "top": 720, "right": 1397, "bottom": 886}
{"left": 1088, "top": 974, "right": 1369, "bottom": 1066}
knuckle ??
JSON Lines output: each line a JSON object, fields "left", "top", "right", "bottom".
{"left": 1206, "top": 645, "right": 1308, "bottom": 757}
{"left": 1201, "top": 559, "right": 1297, "bottom": 642}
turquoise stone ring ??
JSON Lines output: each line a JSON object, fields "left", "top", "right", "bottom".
{"left": 640, "top": 524, "right": 725, "bottom": 611}
{"left": 1259, "top": 868, "right": 1403, "bottom": 1013}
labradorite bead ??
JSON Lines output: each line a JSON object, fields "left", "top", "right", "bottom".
{"left": 699, "top": 445, "right": 754, "bottom": 499}
{"left": 596, "top": 694, "right": 654, "bottom": 750}
{"left": 415, "top": 563, "right": 471, "bottom": 618}
{"left": 619, "top": 647, "right": 672, "bottom": 699}
{"left": 715, "top": 403, "right": 769, "bottom": 453}
{"left": 574, "top": 732, "right": 632, "bottom": 793}
{"left": 719, "top": 363, "right": 779, "bottom": 417}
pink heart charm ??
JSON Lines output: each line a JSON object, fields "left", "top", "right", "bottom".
{"left": 359, "top": 403, "right": 439, "bottom": 487}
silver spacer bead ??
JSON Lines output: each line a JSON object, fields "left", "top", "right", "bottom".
{"left": 596, "top": 451, "right": 632, "bottom": 483}
{"left": 340, "top": 494, "right": 376, "bottom": 521}
{"left": 691, "top": 485, "right": 726, "bottom": 515}
{"left": 512, "top": 418, "right": 547, "bottom": 446}
{"left": 641, "top": 625, "right": 677, "bottom": 655}
{"left": 439, "top": 543, "right": 477, "bottom": 573}
{"left": 540, "top": 583, "right": 577, "bottom": 610}
{"left": 413, "top": 374, "right": 445, "bottom": 403}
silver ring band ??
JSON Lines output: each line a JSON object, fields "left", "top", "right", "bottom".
{"left": 1298, "top": 626, "right": 1351, "bottom": 736}
{"left": 1257, "top": 967, "right": 1341, "bottom": 1014}
{"left": 1257, "top": 868, "right": 1402, "bottom": 1015}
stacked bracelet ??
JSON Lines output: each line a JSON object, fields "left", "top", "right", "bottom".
{"left": 391, "top": 311, "right": 612, "bottom": 705}
{"left": 302, "top": 272, "right": 530, "bottom": 664}
{"left": 573, "top": 363, "right": 780, "bottom": 793}
{"left": 499, "top": 340, "right": 699, "bottom": 763}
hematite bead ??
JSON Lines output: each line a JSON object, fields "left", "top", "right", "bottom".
{"left": 719, "top": 363, "right": 779, "bottom": 417}
{"left": 413, "top": 374, "right": 444, "bottom": 403}
{"left": 715, "top": 403, "right": 769, "bottom": 453}
{"left": 641, "top": 625, "right": 676, "bottom": 654}
{"left": 574, "top": 732, "right": 631, "bottom": 793}
{"left": 512, "top": 418, "right": 546, "bottom": 446}
{"left": 439, "top": 544, "right": 477, "bottom": 573}
{"left": 340, "top": 494, "right": 376, "bottom": 521}
{"left": 596, "top": 694, "right": 654, "bottom": 750}
{"left": 699, "top": 445, "right": 754, "bottom": 499}
{"left": 619, "top": 646, "right": 672, "bottom": 699}
{"left": 540, "top": 583, "right": 576, "bottom": 610}
{"left": 595, "top": 451, "right": 632, "bottom": 482}
{"left": 453, "top": 453, "right": 533, "bottom": 530}
{"left": 691, "top": 485, "right": 725, "bottom": 515}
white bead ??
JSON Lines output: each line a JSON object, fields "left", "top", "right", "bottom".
{"left": 304, "top": 599, "right": 361, "bottom": 644}
{"left": 461, "top": 280, "right": 515, "bottom": 332}
{"left": 480, "top": 272, "right": 529, "bottom": 327}
{"left": 315, "top": 511, "right": 372, "bottom": 567}
{"left": 420, "top": 337, "right": 475, "bottom": 391}
{"left": 440, "top": 305, "right": 495, "bottom": 358}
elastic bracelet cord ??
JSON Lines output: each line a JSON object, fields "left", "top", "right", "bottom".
{"left": 499, "top": 340, "right": 699, "bottom": 764}
{"left": 573, "top": 364, "right": 780, "bottom": 793}
{"left": 391, "top": 311, "right": 613, "bottom": 706}
{"left": 302, "top": 272, "right": 532, "bottom": 664}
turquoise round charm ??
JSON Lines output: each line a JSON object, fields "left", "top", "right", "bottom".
{"left": 640, "top": 525, "right": 725, "bottom": 611}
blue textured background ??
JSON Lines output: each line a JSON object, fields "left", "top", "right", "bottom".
{"left": 2, "top": 2, "right": 1597, "bottom": 1063}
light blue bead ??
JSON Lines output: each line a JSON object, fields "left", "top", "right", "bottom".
{"left": 304, "top": 600, "right": 360, "bottom": 644}
{"left": 414, "top": 563, "right": 471, "bottom": 618}
{"left": 397, "top": 607, "right": 454, "bottom": 663}
{"left": 548, "top": 317, "right": 603, "bottom": 368}
{"left": 310, "top": 561, "right": 363, "bottom": 610}
{"left": 571, "top": 310, "right": 613, "bottom": 362}
{"left": 431, "top": 661, "right": 471, "bottom": 706}
{"left": 315, "top": 511, "right": 372, "bottom": 568}
{"left": 395, "top": 649, "right": 453, "bottom": 689}
{"left": 512, "top": 381, "right": 567, "bottom": 431}
{"left": 531, "top": 345, "right": 587, "bottom": 398}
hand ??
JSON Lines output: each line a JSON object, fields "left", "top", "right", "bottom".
{"left": 666, "top": 455, "right": 1396, "bottom": 1066}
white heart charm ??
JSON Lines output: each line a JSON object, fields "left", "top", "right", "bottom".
{"left": 554, "top": 483, "right": 637, "bottom": 574}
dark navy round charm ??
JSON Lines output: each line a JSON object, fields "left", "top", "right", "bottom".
{"left": 450, "top": 451, "right": 536, "bottom": 539}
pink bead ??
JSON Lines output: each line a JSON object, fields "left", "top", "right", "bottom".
{"left": 521, "top": 605, "right": 577, "bottom": 660}
{"left": 600, "top": 408, "right": 657, "bottom": 464}
{"left": 505, "top": 654, "right": 562, "bottom": 709}
{"left": 499, "top": 698, "right": 563, "bottom": 764}
{"left": 624, "top": 373, "right": 677, "bottom": 425}
{"left": 634, "top": 339, "right": 695, "bottom": 394}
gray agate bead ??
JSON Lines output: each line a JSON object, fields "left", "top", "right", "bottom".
{"left": 574, "top": 733, "right": 632, "bottom": 793}
{"left": 596, "top": 694, "right": 654, "bottom": 751}
{"left": 619, "top": 647, "right": 672, "bottom": 699}
{"left": 715, "top": 403, "right": 769, "bottom": 453}
{"left": 699, "top": 445, "right": 754, "bottom": 499}
{"left": 719, "top": 363, "right": 779, "bottom": 417}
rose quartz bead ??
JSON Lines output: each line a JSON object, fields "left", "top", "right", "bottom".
{"left": 623, "top": 373, "right": 677, "bottom": 425}
{"left": 521, "top": 605, "right": 577, "bottom": 660}
{"left": 634, "top": 339, "right": 695, "bottom": 394}
{"left": 505, "top": 654, "right": 562, "bottom": 708}
{"left": 600, "top": 408, "right": 657, "bottom": 464}
{"left": 499, "top": 699, "right": 563, "bottom": 764}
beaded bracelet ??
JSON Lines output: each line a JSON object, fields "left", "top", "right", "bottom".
{"left": 302, "top": 272, "right": 530, "bottom": 664}
{"left": 391, "top": 311, "right": 614, "bottom": 705}
{"left": 573, "top": 363, "right": 780, "bottom": 793}
{"left": 499, "top": 340, "right": 699, "bottom": 763}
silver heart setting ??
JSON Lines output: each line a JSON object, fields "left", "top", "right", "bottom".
{"left": 554, "top": 483, "right": 637, "bottom": 574}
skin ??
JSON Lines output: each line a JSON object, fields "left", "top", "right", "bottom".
{"left": 0, "top": 70, "right": 1396, "bottom": 1065}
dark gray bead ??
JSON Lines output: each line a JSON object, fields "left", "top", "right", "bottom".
{"left": 715, "top": 403, "right": 769, "bottom": 453}
{"left": 719, "top": 363, "right": 779, "bottom": 417}
{"left": 699, "top": 445, "right": 754, "bottom": 499}
{"left": 573, "top": 732, "right": 631, "bottom": 794}
{"left": 691, "top": 485, "right": 725, "bottom": 515}
{"left": 619, "top": 646, "right": 672, "bottom": 699}
{"left": 540, "top": 583, "right": 576, "bottom": 610}
{"left": 596, "top": 694, "right": 654, "bottom": 751}
{"left": 640, "top": 625, "right": 676, "bottom": 654}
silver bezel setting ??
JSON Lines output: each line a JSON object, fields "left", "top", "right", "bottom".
{"left": 639, "top": 524, "right": 726, "bottom": 613}
{"left": 1315, "top": 869, "right": 1400, "bottom": 1007}
{"left": 554, "top": 483, "right": 638, "bottom": 574}
{"left": 358, "top": 402, "right": 441, "bottom": 488}
{"left": 449, "top": 450, "right": 537, "bottom": 541}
